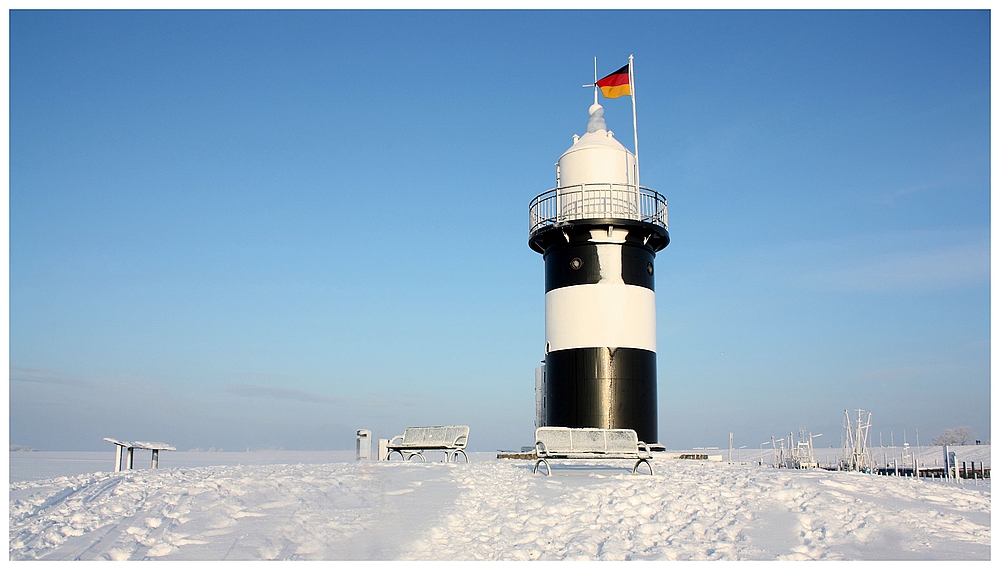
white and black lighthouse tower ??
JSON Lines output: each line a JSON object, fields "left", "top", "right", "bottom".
{"left": 529, "top": 101, "right": 669, "bottom": 447}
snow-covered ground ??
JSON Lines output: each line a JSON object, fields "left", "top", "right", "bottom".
{"left": 8, "top": 449, "right": 991, "bottom": 560}
{"left": 8, "top": 450, "right": 358, "bottom": 484}
{"left": 9, "top": 445, "right": 991, "bottom": 484}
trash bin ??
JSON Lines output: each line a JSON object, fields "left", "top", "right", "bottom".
{"left": 357, "top": 429, "right": 372, "bottom": 460}
{"left": 378, "top": 438, "right": 389, "bottom": 461}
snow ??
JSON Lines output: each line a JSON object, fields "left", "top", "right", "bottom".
{"left": 8, "top": 450, "right": 357, "bottom": 484}
{"left": 8, "top": 449, "right": 990, "bottom": 560}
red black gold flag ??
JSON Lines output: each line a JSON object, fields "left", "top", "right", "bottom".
{"left": 596, "top": 64, "right": 631, "bottom": 99}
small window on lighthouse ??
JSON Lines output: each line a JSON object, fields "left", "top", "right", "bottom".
{"left": 570, "top": 258, "right": 583, "bottom": 271}
{"left": 647, "top": 262, "right": 654, "bottom": 276}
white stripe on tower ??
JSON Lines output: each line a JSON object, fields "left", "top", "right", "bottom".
{"left": 545, "top": 282, "right": 656, "bottom": 352}
{"left": 545, "top": 229, "right": 656, "bottom": 352}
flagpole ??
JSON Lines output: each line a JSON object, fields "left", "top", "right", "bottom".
{"left": 629, "top": 54, "right": 639, "bottom": 188}
{"left": 593, "top": 57, "right": 598, "bottom": 106}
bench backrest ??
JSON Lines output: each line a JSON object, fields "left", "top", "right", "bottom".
{"left": 401, "top": 425, "right": 469, "bottom": 447}
{"left": 535, "top": 427, "right": 640, "bottom": 454}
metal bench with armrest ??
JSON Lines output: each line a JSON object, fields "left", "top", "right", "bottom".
{"left": 533, "top": 427, "right": 653, "bottom": 475}
{"left": 387, "top": 425, "right": 470, "bottom": 463}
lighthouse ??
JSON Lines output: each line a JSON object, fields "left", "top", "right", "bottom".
{"left": 528, "top": 101, "right": 669, "bottom": 447}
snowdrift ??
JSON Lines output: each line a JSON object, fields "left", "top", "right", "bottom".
{"left": 9, "top": 456, "right": 990, "bottom": 560}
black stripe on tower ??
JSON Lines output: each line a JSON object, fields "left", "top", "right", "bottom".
{"left": 544, "top": 242, "right": 654, "bottom": 292}
{"left": 528, "top": 218, "right": 669, "bottom": 255}
{"left": 544, "top": 347, "right": 658, "bottom": 445}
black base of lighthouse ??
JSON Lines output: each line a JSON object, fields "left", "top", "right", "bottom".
{"left": 544, "top": 347, "right": 658, "bottom": 445}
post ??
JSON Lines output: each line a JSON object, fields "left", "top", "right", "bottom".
{"left": 152, "top": 449, "right": 159, "bottom": 469}
{"left": 126, "top": 447, "right": 134, "bottom": 470}
{"left": 357, "top": 429, "right": 372, "bottom": 460}
{"left": 942, "top": 445, "right": 949, "bottom": 480}
{"left": 628, "top": 54, "right": 639, "bottom": 188}
{"left": 114, "top": 444, "right": 123, "bottom": 473}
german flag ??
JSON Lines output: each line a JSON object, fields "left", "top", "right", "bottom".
{"left": 597, "top": 64, "right": 630, "bottom": 99}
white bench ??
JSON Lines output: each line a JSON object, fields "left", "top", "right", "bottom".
{"left": 533, "top": 427, "right": 653, "bottom": 475}
{"left": 387, "top": 425, "right": 470, "bottom": 463}
{"left": 104, "top": 438, "right": 176, "bottom": 472}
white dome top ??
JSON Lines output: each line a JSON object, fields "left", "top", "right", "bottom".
{"left": 557, "top": 104, "right": 637, "bottom": 188}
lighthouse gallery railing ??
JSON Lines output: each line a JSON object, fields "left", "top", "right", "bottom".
{"left": 528, "top": 183, "right": 668, "bottom": 236}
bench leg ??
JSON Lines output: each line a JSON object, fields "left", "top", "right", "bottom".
{"left": 533, "top": 458, "right": 551, "bottom": 476}
{"left": 387, "top": 450, "right": 404, "bottom": 461}
{"left": 633, "top": 458, "right": 653, "bottom": 475}
{"left": 451, "top": 449, "right": 469, "bottom": 463}
{"left": 406, "top": 452, "right": 425, "bottom": 462}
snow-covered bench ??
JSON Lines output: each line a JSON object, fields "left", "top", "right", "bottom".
{"left": 533, "top": 427, "right": 653, "bottom": 475}
{"left": 386, "top": 425, "right": 470, "bottom": 463}
{"left": 104, "top": 438, "right": 176, "bottom": 472}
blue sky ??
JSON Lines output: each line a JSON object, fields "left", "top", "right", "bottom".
{"left": 8, "top": 10, "right": 990, "bottom": 452}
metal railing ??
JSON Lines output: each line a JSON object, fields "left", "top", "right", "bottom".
{"left": 528, "top": 183, "right": 668, "bottom": 236}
